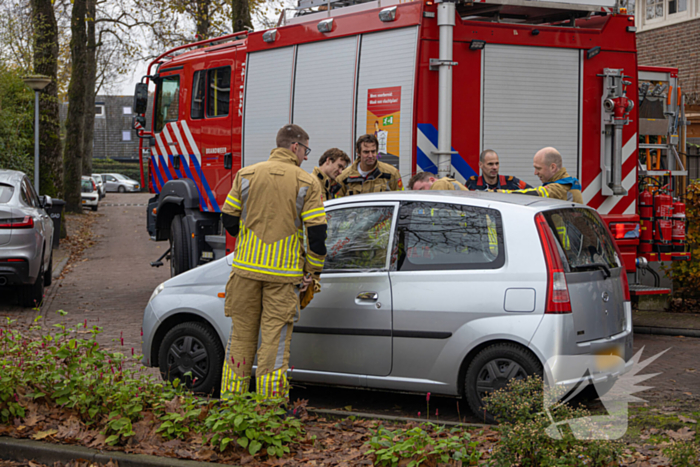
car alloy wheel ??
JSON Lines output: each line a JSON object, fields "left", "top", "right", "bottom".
{"left": 465, "top": 343, "right": 542, "bottom": 423}
{"left": 158, "top": 322, "right": 223, "bottom": 396}
{"left": 118, "top": 185, "right": 126, "bottom": 193}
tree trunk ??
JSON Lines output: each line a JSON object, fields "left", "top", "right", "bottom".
{"left": 31, "top": 0, "right": 62, "bottom": 198}
{"left": 195, "top": 0, "right": 210, "bottom": 40}
{"left": 62, "top": 0, "right": 87, "bottom": 213}
{"left": 231, "top": 0, "right": 252, "bottom": 33}
{"left": 82, "top": 0, "right": 96, "bottom": 176}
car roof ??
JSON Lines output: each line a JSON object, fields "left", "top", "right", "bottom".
{"left": 324, "top": 190, "right": 581, "bottom": 211}
{"left": 0, "top": 169, "right": 27, "bottom": 185}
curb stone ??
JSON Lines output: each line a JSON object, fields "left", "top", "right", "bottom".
{"left": 309, "top": 408, "right": 490, "bottom": 428}
{"left": 52, "top": 255, "right": 69, "bottom": 280}
{"left": 633, "top": 326, "right": 700, "bottom": 338}
{"left": 0, "top": 437, "right": 235, "bottom": 467}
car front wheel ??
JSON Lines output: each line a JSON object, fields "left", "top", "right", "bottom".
{"left": 464, "top": 343, "right": 543, "bottom": 423}
{"left": 158, "top": 322, "right": 224, "bottom": 396}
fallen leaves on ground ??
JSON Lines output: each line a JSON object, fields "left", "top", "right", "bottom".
{"left": 57, "top": 212, "right": 99, "bottom": 279}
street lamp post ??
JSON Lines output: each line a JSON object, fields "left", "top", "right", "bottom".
{"left": 22, "top": 75, "right": 52, "bottom": 194}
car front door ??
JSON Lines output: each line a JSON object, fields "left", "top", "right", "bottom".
{"left": 290, "top": 202, "right": 398, "bottom": 381}
{"left": 104, "top": 175, "right": 118, "bottom": 192}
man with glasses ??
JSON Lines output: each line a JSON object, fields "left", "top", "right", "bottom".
{"left": 336, "top": 134, "right": 403, "bottom": 197}
{"left": 219, "top": 124, "right": 327, "bottom": 401}
{"left": 312, "top": 148, "right": 351, "bottom": 201}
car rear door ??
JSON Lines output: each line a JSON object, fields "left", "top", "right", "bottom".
{"left": 290, "top": 202, "right": 398, "bottom": 380}
{"left": 540, "top": 208, "right": 626, "bottom": 343}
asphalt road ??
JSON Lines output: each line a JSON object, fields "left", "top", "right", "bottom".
{"left": 1, "top": 192, "right": 698, "bottom": 424}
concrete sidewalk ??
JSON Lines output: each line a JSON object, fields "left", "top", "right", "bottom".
{"left": 633, "top": 309, "right": 700, "bottom": 338}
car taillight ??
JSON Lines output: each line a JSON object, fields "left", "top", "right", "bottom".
{"left": 0, "top": 258, "right": 26, "bottom": 262}
{"left": 0, "top": 216, "right": 34, "bottom": 229}
{"left": 92, "top": 180, "right": 97, "bottom": 191}
{"left": 535, "top": 213, "right": 572, "bottom": 314}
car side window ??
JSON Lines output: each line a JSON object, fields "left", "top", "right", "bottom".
{"left": 206, "top": 67, "right": 231, "bottom": 118}
{"left": 20, "top": 180, "right": 35, "bottom": 207}
{"left": 324, "top": 206, "right": 394, "bottom": 271}
{"left": 191, "top": 70, "right": 205, "bottom": 119}
{"left": 394, "top": 201, "right": 504, "bottom": 271}
{"left": 107, "top": 176, "right": 116, "bottom": 182}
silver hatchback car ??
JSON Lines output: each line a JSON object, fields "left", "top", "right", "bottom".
{"left": 142, "top": 191, "right": 633, "bottom": 418}
{"left": 0, "top": 170, "right": 54, "bottom": 307}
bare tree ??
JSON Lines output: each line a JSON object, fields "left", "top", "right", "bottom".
{"left": 82, "top": 0, "right": 96, "bottom": 176}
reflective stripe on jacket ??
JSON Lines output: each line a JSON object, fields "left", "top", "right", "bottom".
{"left": 222, "top": 148, "right": 327, "bottom": 283}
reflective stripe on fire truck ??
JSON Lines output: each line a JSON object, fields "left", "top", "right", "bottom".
{"left": 416, "top": 123, "right": 477, "bottom": 183}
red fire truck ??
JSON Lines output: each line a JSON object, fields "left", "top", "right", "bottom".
{"left": 133, "top": 0, "right": 689, "bottom": 293}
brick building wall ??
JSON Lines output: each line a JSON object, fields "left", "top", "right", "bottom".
{"left": 60, "top": 95, "right": 154, "bottom": 161}
{"left": 636, "top": 18, "right": 700, "bottom": 106}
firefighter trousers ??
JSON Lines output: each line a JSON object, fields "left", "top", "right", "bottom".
{"left": 220, "top": 273, "right": 298, "bottom": 400}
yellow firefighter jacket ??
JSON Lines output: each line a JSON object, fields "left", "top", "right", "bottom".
{"left": 431, "top": 177, "right": 468, "bottom": 191}
{"left": 312, "top": 166, "right": 341, "bottom": 202}
{"left": 336, "top": 159, "right": 403, "bottom": 197}
{"left": 222, "top": 148, "right": 327, "bottom": 283}
{"left": 499, "top": 168, "right": 583, "bottom": 204}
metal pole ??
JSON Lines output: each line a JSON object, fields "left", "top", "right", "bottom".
{"left": 436, "top": 1, "right": 455, "bottom": 178}
{"left": 34, "top": 90, "right": 40, "bottom": 193}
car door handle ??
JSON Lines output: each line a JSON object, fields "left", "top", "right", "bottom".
{"left": 356, "top": 292, "right": 378, "bottom": 301}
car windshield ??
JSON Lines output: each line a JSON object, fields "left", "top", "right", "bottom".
{"left": 81, "top": 179, "right": 94, "bottom": 192}
{"left": 541, "top": 208, "right": 620, "bottom": 270}
{"left": 0, "top": 184, "right": 14, "bottom": 204}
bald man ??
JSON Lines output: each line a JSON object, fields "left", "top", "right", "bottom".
{"left": 500, "top": 147, "right": 583, "bottom": 203}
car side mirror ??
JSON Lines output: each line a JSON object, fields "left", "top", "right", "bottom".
{"left": 133, "top": 83, "right": 149, "bottom": 115}
{"left": 40, "top": 195, "right": 52, "bottom": 208}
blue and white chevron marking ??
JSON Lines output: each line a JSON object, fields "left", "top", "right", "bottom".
{"left": 416, "top": 124, "right": 477, "bottom": 183}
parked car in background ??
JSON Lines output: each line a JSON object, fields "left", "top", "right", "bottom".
{"left": 92, "top": 174, "right": 106, "bottom": 199}
{"left": 81, "top": 176, "right": 100, "bottom": 211}
{"left": 101, "top": 173, "right": 140, "bottom": 193}
{"left": 142, "top": 191, "right": 633, "bottom": 420}
{"left": 0, "top": 170, "right": 54, "bottom": 307}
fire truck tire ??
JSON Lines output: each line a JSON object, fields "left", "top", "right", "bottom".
{"left": 170, "top": 214, "right": 190, "bottom": 277}
{"left": 158, "top": 321, "right": 224, "bottom": 396}
{"left": 464, "top": 343, "right": 543, "bottom": 424}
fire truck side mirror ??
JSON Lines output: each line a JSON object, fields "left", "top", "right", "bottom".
{"left": 133, "top": 83, "right": 149, "bottom": 115}
{"left": 224, "top": 153, "right": 233, "bottom": 170}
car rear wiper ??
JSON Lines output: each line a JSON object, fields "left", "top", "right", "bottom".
{"left": 570, "top": 263, "right": 611, "bottom": 279}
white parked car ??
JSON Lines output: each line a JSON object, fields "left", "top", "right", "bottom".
{"left": 81, "top": 176, "right": 99, "bottom": 211}
{"left": 91, "top": 174, "right": 106, "bottom": 199}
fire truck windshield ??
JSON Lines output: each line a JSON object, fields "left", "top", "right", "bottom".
{"left": 155, "top": 75, "right": 180, "bottom": 133}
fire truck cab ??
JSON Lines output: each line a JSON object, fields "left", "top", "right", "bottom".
{"left": 135, "top": 0, "right": 688, "bottom": 285}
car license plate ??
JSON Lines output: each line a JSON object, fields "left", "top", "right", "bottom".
{"left": 595, "top": 345, "right": 624, "bottom": 371}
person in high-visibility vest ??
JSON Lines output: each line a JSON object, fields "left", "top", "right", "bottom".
{"left": 219, "top": 124, "right": 327, "bottom": 400}
{"left": 465, "top": 149, "right": 531, "bottom": 191}
{"left": 407, "top": 172, "right": 468, "bottom": 191}
{"left": 336, "top": 134, "right": 403, "bottom": 196}
{"left": 312, "top": 148, "right": 350, "bottom": 201}
{"left": 499, "top": 147, "right": 583, "bottom": 203}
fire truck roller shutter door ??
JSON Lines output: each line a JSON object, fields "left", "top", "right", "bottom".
{"left": 243, "top": 47, "right": 295, "bottom": 168}
{"left": 355, "top": 26, "right": 418, "bottom": 184}
{"left": 293, "top": 37, "right": 357, "bottom": 173}
{"left": 482, "top": 45, "right": 580, "bottom": 188}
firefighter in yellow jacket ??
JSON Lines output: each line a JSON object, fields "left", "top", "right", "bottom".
{"left": 499, "top": 147, "right": 583, "bottom": 203}
{"left": 407, "top": 172, "right": 468, "bottom": 191}
{"left": 311, "top": 148, "right": 351, "bottom": 201}
{"left": 219, "top": 124, "right": 327, "bottom": 400}
{"left": 336, "top": 134, "right": 403, "bottom": 196}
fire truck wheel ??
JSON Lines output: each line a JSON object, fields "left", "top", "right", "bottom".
{"left": 464, "top": 343, "right": 542, "bottom": 424}
{"left": 158, "top": 321, "right": 224, "bottom": 397}
{"left": 170, "top": 214, "right": 190, "bottom": 277}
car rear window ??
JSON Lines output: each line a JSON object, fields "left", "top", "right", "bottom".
{"left": 541, "top": 208, "right": 619, "bottom": 270}
{"left": 0, "top": 184, "right": 14, "bottom": 204}
{"left": 395, "top": 202, "right": 504, "bottom": 271}
{"left": 81, "top": 179, "right": 93, "bottom": 192}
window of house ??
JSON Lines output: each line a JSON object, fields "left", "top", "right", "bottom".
{"left": 639, "top": 0, "right": 692, "bottom": 26}
{"left": 394, "top": 202, "right": 504, "bottom": 271}
{"left": 122, "top": 131, "right": 132, "bottom": 141}
{"left": 207, "top": 67, "right": 231, "bottom": 118}
{"left": 95, "top": 104, "right": 105, "bottom": 117}
{"left": 123, "top": 106, "right": 132, "bottom": 115}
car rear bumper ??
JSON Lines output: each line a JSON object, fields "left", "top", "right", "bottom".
{"left": 81, "top": 195, "right": 99, "bottom": 207}
{"left": 0, "top": 261, "right": 30, "bottom": 285}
